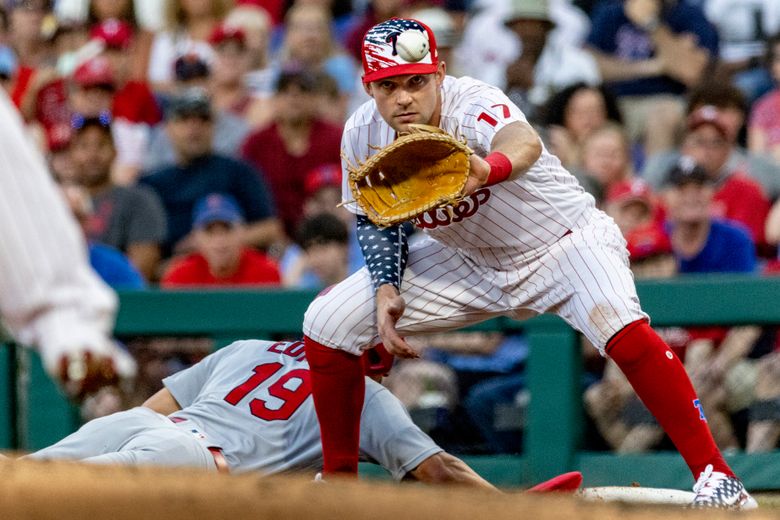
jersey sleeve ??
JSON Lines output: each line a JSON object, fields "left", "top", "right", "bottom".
{"left": 163, "top": 341, "right": 245, "bottom": 408}
{"left": 458, "top": 84, "right": 528, "bottom": 156}
{"left": 358, "top": 380, "right": 443, "bottom": 480}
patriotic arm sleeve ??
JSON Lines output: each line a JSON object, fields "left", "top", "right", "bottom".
{"left": 356, "top": 215, "right": 408, "bottom": 291}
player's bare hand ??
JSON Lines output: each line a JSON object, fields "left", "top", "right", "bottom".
{"left": 376, "top": 285, "right": 418, "bottom": 359}
{"left": 463, "top": 154, "right": 490, "bottom": 196}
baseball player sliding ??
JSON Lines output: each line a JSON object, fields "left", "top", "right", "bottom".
{"left": 27, "top": 339, "right": 497, "bottom": 490}
{"left": 0, "top": 89, "right": 135, "bottom": 398}
{"left": 300, "top": 18, "right": 755, "bottom": 509}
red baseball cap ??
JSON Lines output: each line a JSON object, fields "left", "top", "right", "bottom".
{"left": 90, "top": 18, "right": 134, "bottom": 50}
{"left": 605, "top": 179, "right": 653, "bottom": 209}
{"left": 208, "top": 23, "right": 247, "bottom": 47}
{"left": 304, "top": 163, "right": 342, "bottom": 198}
{"left": 625, "top": 223, "right": 671, "bottom": 261}
{"left": 687, "top": 105, "right": 729, "bottom": 139}
{"left": 362, "top": 18, "right": 438, "bottom": 84}
{"left": 73, "top": 56, "right": 115, "bottom": 88}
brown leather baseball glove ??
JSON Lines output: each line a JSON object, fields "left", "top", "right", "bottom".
{"left": 345, "top": 124, "right": 472, "bottom": 227}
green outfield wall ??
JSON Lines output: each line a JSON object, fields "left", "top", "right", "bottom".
{"left": 2, "top": 274, "right": 778, "bottom": 490}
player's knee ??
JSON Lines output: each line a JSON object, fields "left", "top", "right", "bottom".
{"left": 302, "top": 295, "right": 335, "bottom": 337}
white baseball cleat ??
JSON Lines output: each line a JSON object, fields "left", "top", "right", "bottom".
{"left": 689, "top": 465, "right": 758, "bottom": 510}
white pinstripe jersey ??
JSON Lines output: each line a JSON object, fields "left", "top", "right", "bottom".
{"left": 0, "top": 89, "right": 118, "bottom": 372}
{"left": 341, "top": 75, "right": 595, "bottom": 267}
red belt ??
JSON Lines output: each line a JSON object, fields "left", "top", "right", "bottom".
{"left": 208, "top": 446, "right": 229, "bottom": 474}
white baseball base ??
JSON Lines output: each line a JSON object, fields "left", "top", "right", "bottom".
{"left": 578, "top": 486, "right": 696, "bottom": 505}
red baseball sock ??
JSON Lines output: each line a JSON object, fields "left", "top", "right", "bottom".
{"left": 304, "top": 336, "right": 364, "bottom": 475}
{"left": 606, "top": 320, "right": 733, "bottom": 479}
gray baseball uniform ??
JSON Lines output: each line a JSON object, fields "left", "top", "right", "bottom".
{"left": 28, "top": 340, "right": 441, "bottom": 478}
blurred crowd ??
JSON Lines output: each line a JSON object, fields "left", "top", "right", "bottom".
{"left": 3, "top": 0, "right": 780, "bottom": 455}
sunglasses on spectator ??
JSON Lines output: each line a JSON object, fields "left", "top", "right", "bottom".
{"left": 71, "top": 111, "right": 112, "bottom": 131}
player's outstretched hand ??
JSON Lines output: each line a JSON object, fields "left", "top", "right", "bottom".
{"left": 463, "top": 154, "right": 490, "bottom": 196}
{"left": 376, "top": 285, "right": 419, "bottom": 359}
{"left": 53, "top": 341, "right": 137, "bottom": 401}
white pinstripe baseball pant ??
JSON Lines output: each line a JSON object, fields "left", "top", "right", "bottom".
{"left": 303, "top": 208, "right": 648, "bottom": 355}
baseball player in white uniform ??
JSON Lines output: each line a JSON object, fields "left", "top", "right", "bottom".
{"left": 27, "top": 338, "right": 493, "bottom": 489}
{"left": 299, "top": 18, "right": 756, "bottom": 509}
{"left": 0, "top": 90, "right": 135, "bottom": 397}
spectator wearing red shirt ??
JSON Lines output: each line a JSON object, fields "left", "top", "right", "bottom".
{"left": 162, "top": 193, "right": 281, "bottom": 288}
{"left": 679, "top": 105, "right": 771, "bottom": 251}
{"left": 241, "top": 69, "right": 342, "bottom": 238}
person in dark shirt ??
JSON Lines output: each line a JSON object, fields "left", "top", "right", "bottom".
{"left": 586, "top": 0, "right": 719, "bottom": 154}
{"left": 70, "top": 114, "right": 166, "bottom": 281}
{"left": 662, "top": 157, "right": 756, "bottom": 274}
{"left": 61, "top": 184, "right": 146, "bottom": 290}
{"left": 140, "top": 88, "right": 282, "bottom": 256}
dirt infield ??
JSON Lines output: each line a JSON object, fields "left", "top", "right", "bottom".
{"left": 0, "top": 459, "right": 773, "bottom": 519}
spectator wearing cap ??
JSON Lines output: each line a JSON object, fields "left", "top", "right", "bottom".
{"left": 147, "top": 0, "right": 230, "bottom": 93}
{"left": 70, "top": 55, "right": 115, "bottom": 116}
{"left": 60, "top": 183, "right": 146, "bottom": 289}
{"left": 676, "top": 105, "right": 771, "bottom": 249}
{"left": 603, "top": 178, "right": 673, "bottom": 278}
{"left": 604, "top": 178, "right": 657, "bottom": 236}
{"left": 142, "top": 61, "right": 250, "bottom": 172}
{"left": 502, "top": 0, "right": 599, "bottom": 121}
{"left": 240, "top": 69, "right": 342, "bottom": 239}
{"left": 585, "top": 0, "right": 718, "bottom": 156}
{"left": 140, "top": 87, "right": 281, "bottom": 257}
{"left": 161, "top": 193, "right": 281, "bottom": 288}
{"left": 662, "top": 157, "right": 756, "bottom": 275}
{"left": 69, "top": 114, "right": 166, "bottom": 281}
{"left": 208, "top": 22, "right": 271, "bottom": 128}
{"left": 643, "top": 81, "right": 780, "bottom": 200}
